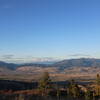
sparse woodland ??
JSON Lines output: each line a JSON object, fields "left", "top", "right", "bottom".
{"left": 0, "top": 72, "right": 100, "bottom": 100}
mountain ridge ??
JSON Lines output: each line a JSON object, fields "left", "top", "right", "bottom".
{"left": 0, "top": 58, "right": 100, "bottom": 81}
{"left": 0, "top": 58, "right": 100, "bottom": 70}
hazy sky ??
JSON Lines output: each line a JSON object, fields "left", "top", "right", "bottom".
{"left": 0, "top": 0, "right": 100, "bottom": 62}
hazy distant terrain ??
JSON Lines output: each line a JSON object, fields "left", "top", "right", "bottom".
{"left": 0, "top": 58, "right": 100, "bottom": 81}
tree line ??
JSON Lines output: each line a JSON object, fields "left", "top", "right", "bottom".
{"left": 38, "top": 72, "right": 100, "bottom": 100}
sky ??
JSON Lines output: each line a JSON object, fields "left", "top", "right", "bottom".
{"left": 0, "top": 0, "right": 100, "bottom": 63}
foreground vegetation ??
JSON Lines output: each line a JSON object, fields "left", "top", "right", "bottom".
{"left": 1, "top": 72, "right": 100, "bottom": 100}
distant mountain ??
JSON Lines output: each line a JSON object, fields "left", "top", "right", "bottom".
{"left": 0, "top": 58, "right": 100, "bottom": 70}
{"left": 0, "top": 58, "right": 100, "bottom": 81}
{"left": 0, "top": 62, "right": 51, "bottom": 71}
{"left": 0, "top": 61, "right": 18, "bottom": 70}
{"left": 53, "top": 58, "right": 100, "bottom": 68}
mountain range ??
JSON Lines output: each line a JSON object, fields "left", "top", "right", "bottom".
{"left": 0, "top": 58, "right": 100, "bottom": 81}
{"left": 0, "top": 58, "right": 100, "bottom": 69}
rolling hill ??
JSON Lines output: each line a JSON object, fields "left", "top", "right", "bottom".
{"left": 0, "top": 58, "right": 100, "bottom": 81}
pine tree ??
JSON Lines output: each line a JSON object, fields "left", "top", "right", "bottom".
{"left": 18, "top": 94, "right": 24, "bottom": 100}
{"left": 96, "top": 74, "right": 100, "bottom": 85}
{"left": 94, "top": 74, "right": 100, "bottom": 97}
{"left": 39, "top": 72, "right": 51, "bottom": 96}
{"left": 85, "top": 89, "right": 92, "bottom": 100}
{"left": 56, "top": 86, "right": 60, "bottom": 100}
{"left": 67, "top": 79, "right": 80, "bottom": 98}
{"left": 94, "top": 74, "right": 100, "bottom": 96}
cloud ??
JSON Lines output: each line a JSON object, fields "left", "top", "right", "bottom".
{"left": 0, "top": 55, "right": 60, "bottom": 63}
{"left": 13, "top": 57, "right": 60, "bottom": 63}
{"left": 2, "top": 54, "right": 14, "bottom": 59}
{"left": 69, "top": 54, "right": 91, "bottom": 57}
